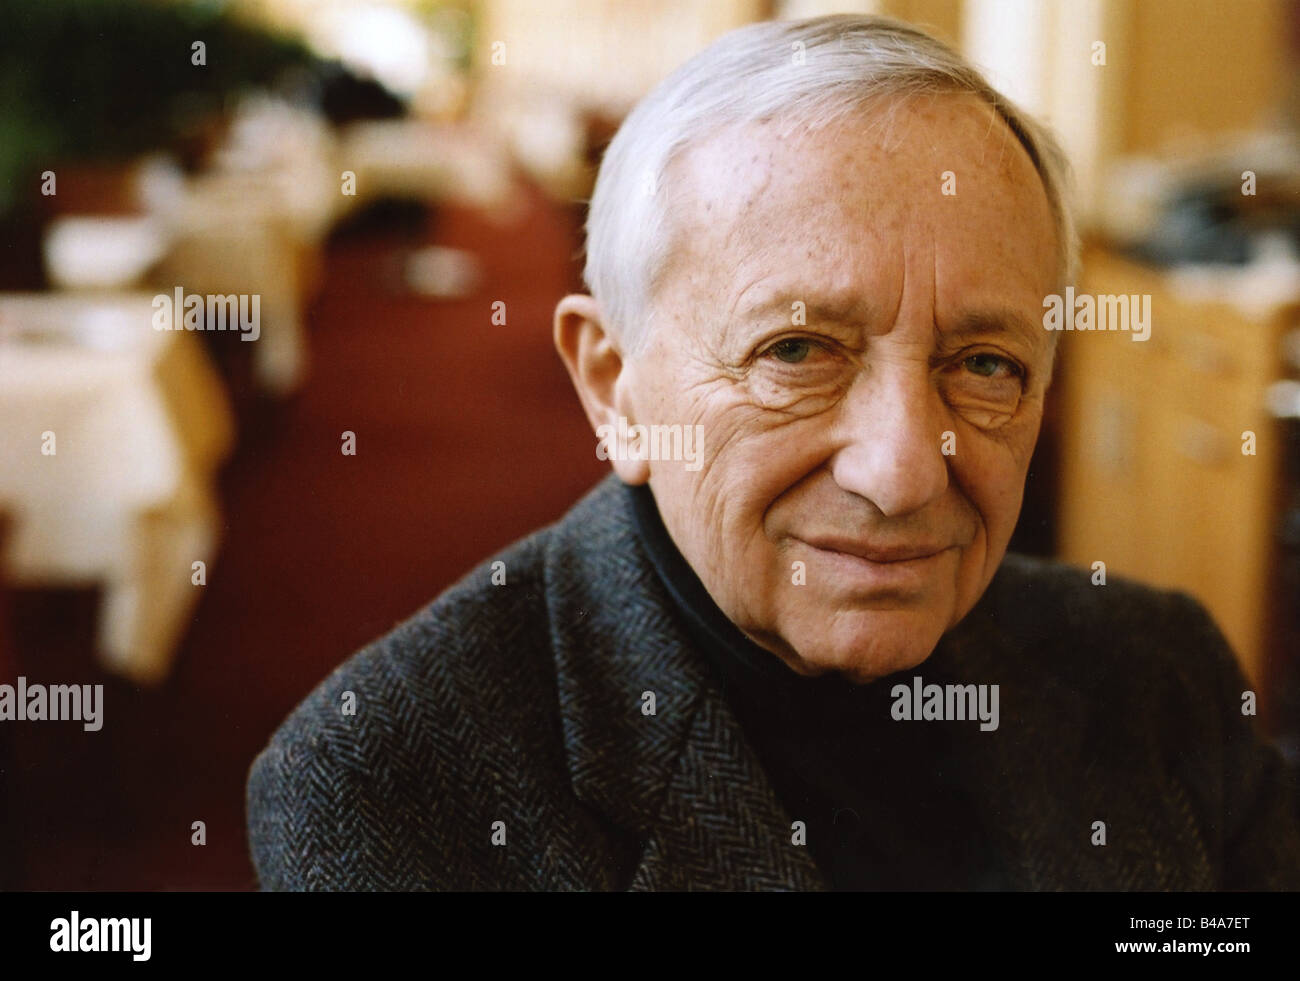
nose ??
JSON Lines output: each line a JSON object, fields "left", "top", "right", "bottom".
{"left": 829, "top": 364, "right": 949, "bottom": 517}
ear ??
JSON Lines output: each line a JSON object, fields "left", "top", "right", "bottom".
{"left": 553, "top": 293, "right": 650, "bottom": 485}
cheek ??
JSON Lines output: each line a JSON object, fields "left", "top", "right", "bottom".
{"left": 664, "top": 409, "right": 839, "bottom": 603}
{"left": 717, "top": 414, "right": 844, "bottom": 545}
{"left": 950, "top": 433, "right": 1034, "bottom": 544}
{"left": 683, "top": 391, "right": 832, "bottom": 493}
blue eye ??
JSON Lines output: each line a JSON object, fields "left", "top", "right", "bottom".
{"left": 768, "top": 338, "right": 813, "bottom": 363}
{"left": 963, "top": 353, "right": 1020, "bottom": 378}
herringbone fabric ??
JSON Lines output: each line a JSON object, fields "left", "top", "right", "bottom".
{"left": 246, "top": 473, "right": 1300, "bottom": 890}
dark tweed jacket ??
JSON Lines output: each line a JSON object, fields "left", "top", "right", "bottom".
{"left": 246, "top": 474, "right": 1300, "bottom": 890}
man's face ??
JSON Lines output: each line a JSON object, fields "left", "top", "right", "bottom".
{"left": 622, "top": 92, "right": 1060, "bottom": 683}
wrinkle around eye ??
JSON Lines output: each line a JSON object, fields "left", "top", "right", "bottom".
{"left": 743, "top": 372, "right": 849, "bottom": 416}
{"left": 943, "top": 387, "right": 1024, "bottom": 430}
{"left": 936, "top": 366, "right": 1023, "bottom": 426}
{"left": 954, "top": 406, "right": 1017, "bottom": 430}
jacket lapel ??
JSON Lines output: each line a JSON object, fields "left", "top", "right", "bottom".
{"left": 544, "top": 475, "right": 825, "bottom": 890}
{"left": 626, "top": 694, "right": 829, "bottom": 890}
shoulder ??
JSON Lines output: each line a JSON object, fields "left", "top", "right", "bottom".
{"left": 968, "top": 552, "right": 1247, "bottom": 778}
{"left": 246, "top": 521, "right": 567, "bottom": 890}
{"left": 246, "top": 475, "right": 641, "bottom": 890}
{"left": 984, "top": 554, "right": 1300, "bottom": 887}
{"left": 984, "top": 552, "right": 1236, "bottom": 690}
{"left": 990, "top": 552, "right": 1206, "bottom": 634}
{"left": 976, "top": 554, "right": 1244, "bottom": 800}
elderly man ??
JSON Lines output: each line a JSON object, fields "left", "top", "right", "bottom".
{"left": 247, "top": 15, "right": 1300, "bottom": 890}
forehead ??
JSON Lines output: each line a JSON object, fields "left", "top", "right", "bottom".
{"left": 656, "top": 92, "right": 1059, "bottom": 327}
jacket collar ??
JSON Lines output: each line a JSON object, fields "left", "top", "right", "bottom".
{"left": 543, "top": 474, "right": 826, "bottom": 889}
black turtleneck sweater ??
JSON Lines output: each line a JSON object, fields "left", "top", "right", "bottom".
{"left": 627, "top": 482, "right": 1009, "bottom": 890}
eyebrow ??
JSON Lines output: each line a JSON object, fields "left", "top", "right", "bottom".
{"left": 943, "top": 309, "right": 1045, "bottom": 351}
{"left": 734, "top": 290, "right": 877, "bottom": 327}
{"left": 735, "top": 291, "right": 1043, "bottom": 349}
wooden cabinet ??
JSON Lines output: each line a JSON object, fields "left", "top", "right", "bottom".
{"left": 1055, "top": 246, "right": 1296, "bottom": 689}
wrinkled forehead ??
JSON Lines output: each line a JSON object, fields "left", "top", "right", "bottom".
{"left": 654, "top": 91, "right": 1058, "bottom": 323}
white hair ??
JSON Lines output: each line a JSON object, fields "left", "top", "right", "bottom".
{"left": 583, "top": 14, "right": 1078, "bottom": 355}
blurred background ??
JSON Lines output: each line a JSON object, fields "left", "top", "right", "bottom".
{"left": 1, "top": 0, "right": 1299, "bottom": 889}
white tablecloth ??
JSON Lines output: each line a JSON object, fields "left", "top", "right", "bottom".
{"left": 150, "top": 172, "right": 324, "bottom": 396}
{"left": 0, "top": 293, "right": 235, "bottom": 682}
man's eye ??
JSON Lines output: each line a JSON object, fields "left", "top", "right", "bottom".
{"left": 963, "top": 353, "right": 1021, "bottom": 379}
{"left": 766, "top": 338, "right": 814, "bottom": 364}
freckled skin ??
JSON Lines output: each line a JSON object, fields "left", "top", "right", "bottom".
{"left": 616, "top": 92, "right": 1059, "bottom": 683}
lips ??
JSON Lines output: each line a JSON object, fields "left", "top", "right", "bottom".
{"left": 798, "top": 535, "right": 951, "bottom": 563}
{"left": 794, "top": 534, "right": 953, "bottom": 598}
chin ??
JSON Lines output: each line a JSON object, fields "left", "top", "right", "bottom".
{"left": 786, "top": 608, "right": 949, "bottom": 684}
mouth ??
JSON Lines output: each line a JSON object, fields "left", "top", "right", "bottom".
{"left": 798, "top": 535, "right": 951, "bottom": 564}
{"left": 793, "top": 536, "right": 957, "bottom": 597}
